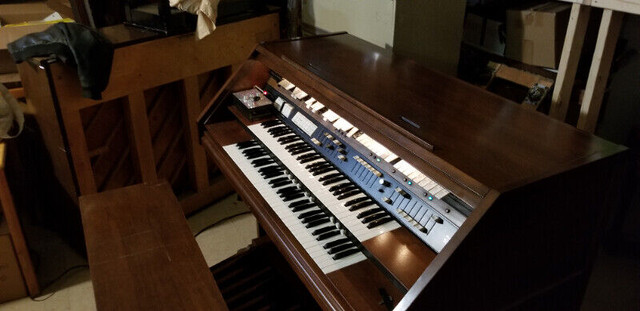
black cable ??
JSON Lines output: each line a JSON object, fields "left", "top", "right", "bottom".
{"left": 193, "top": 211, "right": 252, "bottom": 238}
{"left": 30, "top": 264, "right": 90, "bottom": 302}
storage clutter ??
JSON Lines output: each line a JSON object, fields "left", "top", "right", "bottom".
{"left": 506, "top": 2, "right": 571, "bottom": 68}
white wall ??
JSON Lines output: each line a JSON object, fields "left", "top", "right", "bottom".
{"left": 301, "top": 0, "right": 396, "bottom": 49}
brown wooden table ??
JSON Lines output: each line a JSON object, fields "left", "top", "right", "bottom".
{"left": 79, "top": 181, "right": 227, "bottom": 310}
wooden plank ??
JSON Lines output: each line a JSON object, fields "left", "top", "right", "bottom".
{"left": 182, "top": 76, "right": 209, "bottom": 192}
{"left": 577, "top": 9, "right": 624, "bottom": 133}
{"left": 17, "top": 63, "right": 78, "bottom": 200}
{"left": 126, "top": 92, "right": 158, "bottom": 183}
{"left": 592, "top": 0, "right": 640, "bottom": 15}
{"left": 59, "top": 106, "right": 97, "bottom": 194}
{"left": 79, "top": 181, "right": 228, "bottom": 310}
{"left": 549, "top": 4, "right": 592, "bottom": 121}
{"left": 0, "top": 144, "right": 40, "bottom": 296}
{"left": 48, "top": 12, "right": 280, "bottom": 110}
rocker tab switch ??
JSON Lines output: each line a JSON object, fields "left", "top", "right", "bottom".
{"left": 382, "top": 197, "right": 393, "bottom": 205}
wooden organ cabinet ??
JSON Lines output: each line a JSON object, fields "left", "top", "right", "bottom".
{"left": 197, "top": 34, "right": 627, "bottom": 310}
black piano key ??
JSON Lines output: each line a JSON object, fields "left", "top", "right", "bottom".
{"left": 332, "top": 248, "right": 360, "bottom": 260}
{"left": 276, "top": 186, "right": 299, "bottom": 194}
{"left": 271, "top": 179, "right": 292, "bottom": 188}
{"left": 268, "top": 177, "right": 289, "bottom": 185}
{"left": 332, "top": 185, "right": 357, "bottom": 195}
{"left": 299, "top": 155, "right": 322, "bottom": 164}
{"left": 312, "top": 167, "right": 336, "bottom": 176}
{"left": 262, "top": 171, "right": 285, "bottom": 178}
{"left": 305, "top": 161, "right": 328, "bottom": 169}
{"left": 305, "top": 218, "right": 330, "bottom": 228}
{"left": 322, "top": 176, "right": 348, "bottom": 186}
{"left": 361, "top": 212, "right": 388, "bottom": 224}
{"left": 327, "top": 243, "right": 356, "bottom": 255}
{"left": 279, "top": 188, "right": 303, "bottom": 197}
{"left": 291, "top": 203, "right": 317, "bottom": 212}
{"left": 277, "top": 135, "right": 300, "bottom": 143}
{"left": 236, "top": 140, "right": 257, "bottom": 149}
{"left": 336, "top": 190, "right": 361, "bottom": 200}
{"left": 299, "top": 210, "right": 324, "bottom": 220}
{"left": 301, "top": 214, "right": 328, "bottom": 224}
{"left": 246, "top": 152, "right": 268, "bottom": 159}
{"left": 290, "top": 147, "right": 313, "bottom": 155}
{"left": 267, "top": 125, "right": 287, "bottom": 133}
{"left": 366, "top": 217, "right": 394, "bottom": 229}
{"left": 324, "top": 238, "right": 350, "bottom": 249}
{"left": 344, "top": 197, "right": 369, "bottom": 207}
{"left": 282, "top": 193, "right": 304, "bottom": 202}
{"left": 311, "top": 226, "right": 335, "bottom": 235}
{"left": 273, "top": 130, "right": 294, "bottom": 137}
{"left": 289, "top": 199, "right": 312, "bottom": 208}
{"left": 261, "top": 120, "right": 281, "bottom": 128}
{"left": 328, "top": 182, "right": 351, "bottom": 192}
{"left": 285, "top": 142, "right": 307, "bottom": 149}
{"left": 258, "top": 165, "right": 283, "bottom": 173}
{"left": 316, "top": 230, "right": 340, "bottom": 241}
{"left": 318, "top": 173, "right": 341, "bottom": 182}
{"left": 357, "top": 208, "right": 385, "bottom": 219}
{"left": 348, "top": 200, "right": 375, "bottom": 211}
{"left": 251, "top": 158, "right": 274, "bottom": 167}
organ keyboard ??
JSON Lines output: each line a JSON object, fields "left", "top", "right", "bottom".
{"left": 198, "top": 34, "right": 627, "bottom": 310}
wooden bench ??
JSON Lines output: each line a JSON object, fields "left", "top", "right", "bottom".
{"left": 79, "top": 181, "right": 227, "bottom": 310}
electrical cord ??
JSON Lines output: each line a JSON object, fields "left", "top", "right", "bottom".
{"left": 193, "top": 211, "right": 252, "bottom": 238}
{"left": 30, "top": 264, "right": 89, "bottom": 302}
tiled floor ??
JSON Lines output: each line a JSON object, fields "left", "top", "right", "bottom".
{"left": 1, "top": 194, "right": 637, "bottom": 310}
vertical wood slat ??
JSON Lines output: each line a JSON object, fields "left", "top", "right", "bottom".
{"left": 0, "top": 144, "right": 39, "bottom": 296}
{"left": 182, "top": 76, "right": 209, "bottom": 192}
{"left": 126, "top": 92, "right": 158, "bottom": 183}
{"left": 60, "top": 106, "right": 97, "bottom": 194}
{"left": 549, "top": 4, "right": 592, "bottom": 121}
{"left": 577, "top": 9, "right": 624, "bottom": 133}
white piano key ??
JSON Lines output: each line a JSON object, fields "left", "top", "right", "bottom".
{"left": 224, "top": 144, "right": 367, "bottom": 274}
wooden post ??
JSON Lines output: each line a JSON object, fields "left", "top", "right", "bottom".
{"left": 181, "top": 76, "right": 209, "bottom": 192}
{"left": 126, "top": 91, "right": 158, "bottom": 183}
{"left": 549, "top": 4, "right": 591, "bottom": 120}
{"left": 577, "top": 9, "right": 624, "bottom": 133}
{"left": 59, "top": 107, "right": 98, "bottom": 194}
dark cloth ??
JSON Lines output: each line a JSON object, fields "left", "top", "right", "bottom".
{"left": 8, "top": 23, "right": 114, "bottom": 100}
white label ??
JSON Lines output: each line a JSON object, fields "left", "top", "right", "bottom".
{"left": 291, "top": 112, "right": 318, "bottom": 137}
{"left": 274, "top": 97, "right": 285, "bottom": 111}
{"left": 281, "top": 103, "right": 293, "bottom": 118}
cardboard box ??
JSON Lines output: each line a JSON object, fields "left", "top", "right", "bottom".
{"left": 0, "top": 2, "right": 59, "bottom": 74}
{"left": 506, "top": 2, "right": 571, "bottom": 68}
{"left": 0, "top": 219, "right": 28, "bottom": 303}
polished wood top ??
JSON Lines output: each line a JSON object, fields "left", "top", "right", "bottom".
{"left": 261, "top": 34, "right": 624, "bottom": 193}
{"left": 79, "top": 182, "right": 227, "bottom": 311}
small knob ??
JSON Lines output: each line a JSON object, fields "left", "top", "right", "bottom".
{"left": 379, "top": 179, "right": 390, "bottom": 187}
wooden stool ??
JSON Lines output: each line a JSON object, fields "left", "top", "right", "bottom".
{"left": 79, "top": 181, "right": 227, "bottom": 310}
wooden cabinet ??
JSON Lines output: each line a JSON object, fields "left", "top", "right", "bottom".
{"left": 0, "top": 143, "right": 39, "bottom": 298}
{"left": 18, "top": 13, "right": 280, "bottom": 214}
